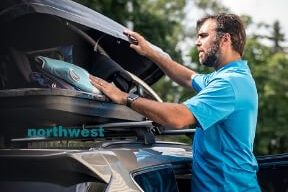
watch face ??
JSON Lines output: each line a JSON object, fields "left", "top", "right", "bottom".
{"left": 127, "top": 93, "right": 139, "bottom": 107}
{"left": 129, "top": 93, "right": 139, "bottom": 100}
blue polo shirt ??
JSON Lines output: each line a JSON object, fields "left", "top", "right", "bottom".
{"left": 183, "top": 60, "right": 260, "bottom": 191}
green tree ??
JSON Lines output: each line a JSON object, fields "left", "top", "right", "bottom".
{"left": 271, "top": 21, "right": 286, "bottom": 52}
{"left": 253, "top": 20, "right": 286, "bottom": 53}
{"left": 244, "top": 32, "right": 288, "bottom": 155}
{"left": 194, "top": 0, "right": 229, "bottom": 14}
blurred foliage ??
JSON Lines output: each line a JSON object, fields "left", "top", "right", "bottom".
{"left": 245, "top": 40, "right": 288, "bottom": 154}
{"left": 194, "top": 0, "right": 229, "bottom": 14}
{"left": 74, "top": 0, "right": 288, "bottom": 155}
{"left": 157, "top": 135, "right": 193, "bottom": 145}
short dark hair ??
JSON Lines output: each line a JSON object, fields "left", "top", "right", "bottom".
{"left": 196, "top": 13, "right": 246, "bottom": 56}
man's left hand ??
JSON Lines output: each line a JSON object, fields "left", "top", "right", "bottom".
{"left": 89, "top": 75, "right": 128, "bottom": 105}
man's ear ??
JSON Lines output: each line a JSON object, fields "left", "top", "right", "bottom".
{"left": 222, "top": 33, "right": 231, "bottom": 43}
{"left": 220, "top": 33, "right": 231, "bottom": 47}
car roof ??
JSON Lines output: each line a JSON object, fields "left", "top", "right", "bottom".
{"left": 0, "top": 142, "right": 192, "bottom": 172}
{"left": 0, "top": 143, "right": 192, "bottom": 190}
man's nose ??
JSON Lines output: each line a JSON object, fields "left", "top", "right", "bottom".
{"left": 195, "top": 37, "right": 201, "bottom": 47}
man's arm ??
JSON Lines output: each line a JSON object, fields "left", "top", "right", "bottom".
{"left": 124, "top": 30, "right": 198, "bottom": 89}
{"left": 149, "top": 51, "right": 198, "bottom": 89}
{"left": 131, "top": 98, "right": 196, "bottom": 129}
{"left": 89, "top": 75, "right": 197, "bottom": 129}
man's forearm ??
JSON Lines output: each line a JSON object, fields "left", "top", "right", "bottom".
{"left": 129, "top": 96, "right": 196, "bottom": 129}
{"left": 148, "top": 50, "right": 197, "bottom": 88}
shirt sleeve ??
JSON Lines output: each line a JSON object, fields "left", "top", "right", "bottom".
{"left": 192, "top": 74, "right": 209, "bottom": 93}
{"left": 184, "top": 78, "right": 236, "bottom": 130}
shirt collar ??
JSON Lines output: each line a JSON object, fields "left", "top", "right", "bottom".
{"left": 216, "top": 59, "right": 248, "bottom": 72}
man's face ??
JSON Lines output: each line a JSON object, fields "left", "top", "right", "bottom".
{"left": 195, "top": 19, "right": 221, "bottom": 67}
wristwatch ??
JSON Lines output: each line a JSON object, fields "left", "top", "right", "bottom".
{"left": 126, "top": 93, "right": 140, "bottom": 107}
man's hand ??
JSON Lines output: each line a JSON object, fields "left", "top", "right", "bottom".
{"left": 89, "top": 75, "right": 128, "bottom": 105}
{"left": 123, "top": 30, "right": 154, "bottom": 58}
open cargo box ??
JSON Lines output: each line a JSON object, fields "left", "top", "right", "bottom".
{"left": 0, "top": 0, "right": 165, "bottom": 138}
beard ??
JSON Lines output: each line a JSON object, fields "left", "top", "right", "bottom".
{"left": 199, "top": 39, "right": 221, "bottom": 68}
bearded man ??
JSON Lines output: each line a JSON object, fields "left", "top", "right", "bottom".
{"left": 90, "top": 13, "right": 260, "bottom": 191}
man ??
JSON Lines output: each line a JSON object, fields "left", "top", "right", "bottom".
{"left": 90, "top": 13, "right": 260, "bottom": 191}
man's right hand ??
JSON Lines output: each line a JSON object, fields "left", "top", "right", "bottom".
{"left": 123, "top": 30, "right": 154, "bottom": 58}
{"left": 124, "top": 29, "right": 196, "bottom": 89}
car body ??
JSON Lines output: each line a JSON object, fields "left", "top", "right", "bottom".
{"left": 0, "top": 0, "right": 287, "bottom": 192}
{"left": 0, "top": 142, "right": 193, "bottom": 192}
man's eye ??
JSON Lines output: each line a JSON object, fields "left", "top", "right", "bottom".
{"left": 198, "top": 34, "right": 207, "bottom": 38}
